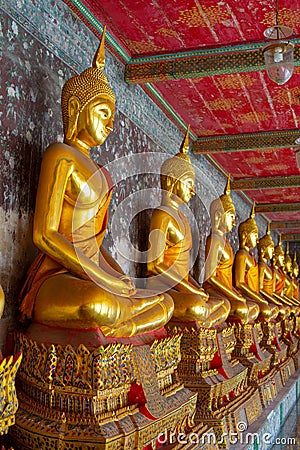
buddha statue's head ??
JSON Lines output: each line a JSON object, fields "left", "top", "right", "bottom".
{"left": 292, "top": 252, "right": 299, "bottom": 278}
{"left": 160, "top": 125, "right": 195, "bottom": 204}
{"left": 238, "top": 203, "right": 258, "bottom": 249}
{"left": 61, "top": 26, "right": 116, "bottom": 146}
{"left": 258, "top": 222, "right": 274, "bottom": 260}
{"left": 273, "top": 234, "right": 285, "bottom": 268}
{"left": 285, "top": 242, "right": 293, "bottom": 275}
{"left": 209, "top": 174, "right": 236, "bottom": 233}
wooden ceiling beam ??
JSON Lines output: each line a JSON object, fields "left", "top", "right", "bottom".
{"left": 255, "top": 203, "right": 300, "bottom": 213}
{"left": 280, "top": 234, "right": 300, "bottom": 242}
{"left": 270, "top": 222, "right": 300, "bottom": 230}
{"left": 192, "top": 129, "right": 300, "bottom": 154}
{"left": 125, "top": 43, "right": 300, "bottom": 85}
{"left": 231, "top": 176, "right": 300, "bottom": 191}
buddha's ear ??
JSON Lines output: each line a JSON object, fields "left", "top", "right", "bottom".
{"left": 166, "top": 176, "right": 175, "bottom": 193}
{"left": 66, "top": 96, "right": 81, "bottom": 140}
{"left": 242, "top": 231, "right": 247, "bottom": 245}
{"left": 214, "top": 210, "right": 222, "bottom": 229}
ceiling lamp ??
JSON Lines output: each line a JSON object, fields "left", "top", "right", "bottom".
{"left": 262, "top": 0, "right": 294, "bottom": 85}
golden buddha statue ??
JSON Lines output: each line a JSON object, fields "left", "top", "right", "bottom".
{"left": 18, "top": 28, "right": 173, "bottom": 338}
{"left": 257, "top": 223, "right": 290, "bottom": 318}
{"left": 272, "top": 235, "right": 296, "bottom": 309}
{"left": 234, "top": 204, "right": 278, "bottom": 321}
{"left": 283, "top": 243, "right": 299, "bottom": 306}
{"left": 292, "top": 252, "right": 299, "bottom": 302}
{"left": 0, "top": 284, "right": 4, "bottom": 319}
{"left": 204, "top": 176, "right": 259, "bottom": 323}
{"left": 147, "top": 126, "right": 230, "bottom": 328}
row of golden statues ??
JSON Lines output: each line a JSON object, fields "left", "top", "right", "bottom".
{"left": 15, "top": 26, "right": 299, "bottom": 334}
{"left": 1, "top": 28, "right": 299, "bottom": 449}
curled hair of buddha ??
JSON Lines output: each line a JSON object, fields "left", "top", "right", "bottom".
{"left": 209, "top": 174, "right": 235, "bottom": 222}
{"left": 61, "top": 26, "right": 116, "bottom": 136}
{"left": 274, "top": 234, "right": 284, "bottom": 257}
{"left": 258, "top": 221, "right": 274, "bottom": 253}
{"left": 161, "top": 125, "right": 195, "bottom": 191}
{"left": 238, "top": 202, "right": 258, "bottom": 243}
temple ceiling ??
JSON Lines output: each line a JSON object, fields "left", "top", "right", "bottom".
{"left": 66, "top": 0, "right": 300, "bottom": 246}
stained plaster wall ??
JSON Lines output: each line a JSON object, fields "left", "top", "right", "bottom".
{"left": 0, "top": 0, "right": 270, "bottom": 350}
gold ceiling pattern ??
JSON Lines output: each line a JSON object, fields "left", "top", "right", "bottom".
{"left": 177, "top": 4, "right": 230, "bottom": 29}
{"left": 206, "top": 98, "right": 241, "bottom": 111}
{"left": 260, "top": 8, "right": 300, "bottom": 28}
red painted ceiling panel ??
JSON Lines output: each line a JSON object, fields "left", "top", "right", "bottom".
{"left": 154, "top": 72, "right": 300, "bottom": 137}
{"left": 213, "top": 148, "right": 300, "bottom": 178}
{"left": 83, "top": 0, "right": 300, "bottom": 56}
{"left": 243, "top": 187, "right": 300, "bottom": 204}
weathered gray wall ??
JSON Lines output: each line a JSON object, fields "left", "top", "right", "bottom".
{"left": 0, "top": 0, "right": 273, "bottom": 350}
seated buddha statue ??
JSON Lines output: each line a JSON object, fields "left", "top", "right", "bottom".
{"left": 146, "top": 126, "right": 230, "bottom": 328}
{"left": 0, "top": 285, "right": 4, "bottom": 319}
{"left": 283, "top": 243, "right": 299, "bottom": 307}
{"left": 272, "top": 235, "right": 296, "bottom": 309}
{"left": 204, "top": 176, "right": 259, "bottom": 324}
{"left": 234, "top": 204, "right": 278, "bottom": 322}
{"left": 292, "top": 252, "right": 299, "bottom": 303}
{"left": 19, "top": 28, "right": 173, "bottom": 338}
{"left": 257, "top": 223, "right": 290, "bottom": 318}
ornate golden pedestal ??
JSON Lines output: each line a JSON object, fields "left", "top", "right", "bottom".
{"left": 232, "top": 321, "right": 283, "bottom": 412}
{"left": 166, "top": 321, "right": 258, "bottom": 449}
{"left": 281, "top": 316, "right": 299, "bottom": 376}
{"left": 0, "top": 352, "right": 22, "bottom": 436}
{"left": 260, "top": 321, "right": 288, "bottom": 368}
{"left": 10, "top": 327, "right": 198, "bottom": 450}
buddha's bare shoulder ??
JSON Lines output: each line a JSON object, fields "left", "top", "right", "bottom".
{"left": 43, "top": 142, "right": 84, "bottom": 161}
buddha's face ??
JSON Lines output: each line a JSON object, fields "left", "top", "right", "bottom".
{"left": 246, "top": 229, "right": 258, "bottom": 249}
{"left": 173, "top": 174, "right": 195, "bottom": 204}
{"left": 266, "top": 243, "right": 274, "bottom": 260}
{"left": 294, "top": 265, "right": 299, "bottom": 278}
{"left": 76, "top": 95, "right": 115, "bottom": 147}
{"left": 222, "top": 209, "right": 236, "bottom": 233}
{"left": 277, "top": 253, "right": 285, "bottom": 267}
{"left": 285, "top": 258, "right": 292, "bottom": 273}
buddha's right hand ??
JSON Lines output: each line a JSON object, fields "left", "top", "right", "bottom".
{"left": 104, "top": 277, "right": 136, "bottom": 297}
{"left": 195, "top": 287, "right": 209, "bottom": 300}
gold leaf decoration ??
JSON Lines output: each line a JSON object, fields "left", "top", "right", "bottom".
{"left": 206, "top": 97, "right": 241, "bottom": 110}
{"left": 273, "top": 87, "right": 300, "bottom": 106}
{"left": 125, "top": 39, "right": 165, "bottom": 54}
{"left": 215, "top": 74, "right": 257, "bottom": 90}
{"left": 261, "top": 8, "right": 300, "bottom": 29}
{"left": 177, "top": 5, "right": 230, "bottom": 28}
{"left": 237, "top": 112, "right": 271, "bottom": 124}
{"left": 155, "top": 27, "right": 178, "bottom": 37}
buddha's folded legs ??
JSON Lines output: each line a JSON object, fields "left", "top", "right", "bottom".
{"left": 202, "top": 297, "right": 231, "bottom": 328}
{"left": 169, "top": 290, "right": 211, "bottom": 323}
{"left": 228, "top": 298, "right": 250, "bottom": 323}
{"left": 34, "top": 273, "right": 174, "bottom": 335}
{"left": 277, "top": 305, "right": 290, "bottom": 319}
{"left": 167, "top": 290, "right": 230, "bottom": 327}
{"left": 258, "top": 303, "right": 279, "bottom": 322}
{"left": 103, "top": 294, "right": 174, "bottom": 337}
{"left": 247, "top": 301, "right": 260, "bottom": 322}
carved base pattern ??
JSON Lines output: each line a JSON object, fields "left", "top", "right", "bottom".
{"left": 10, "top": 331, "right": 197, "bottom": 449}
{"left": 166, "top": 322, "right": 261, "bottom": 449}
{"left": 0, "top": 352, "right": 22, "bottom": 436}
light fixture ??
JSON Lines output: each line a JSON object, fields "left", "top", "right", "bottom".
{"left": 294, "top": 138, "right": 300, "bottom": 170}
{"left": 262, "top": 0, "right": 294, "bottom": 85}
